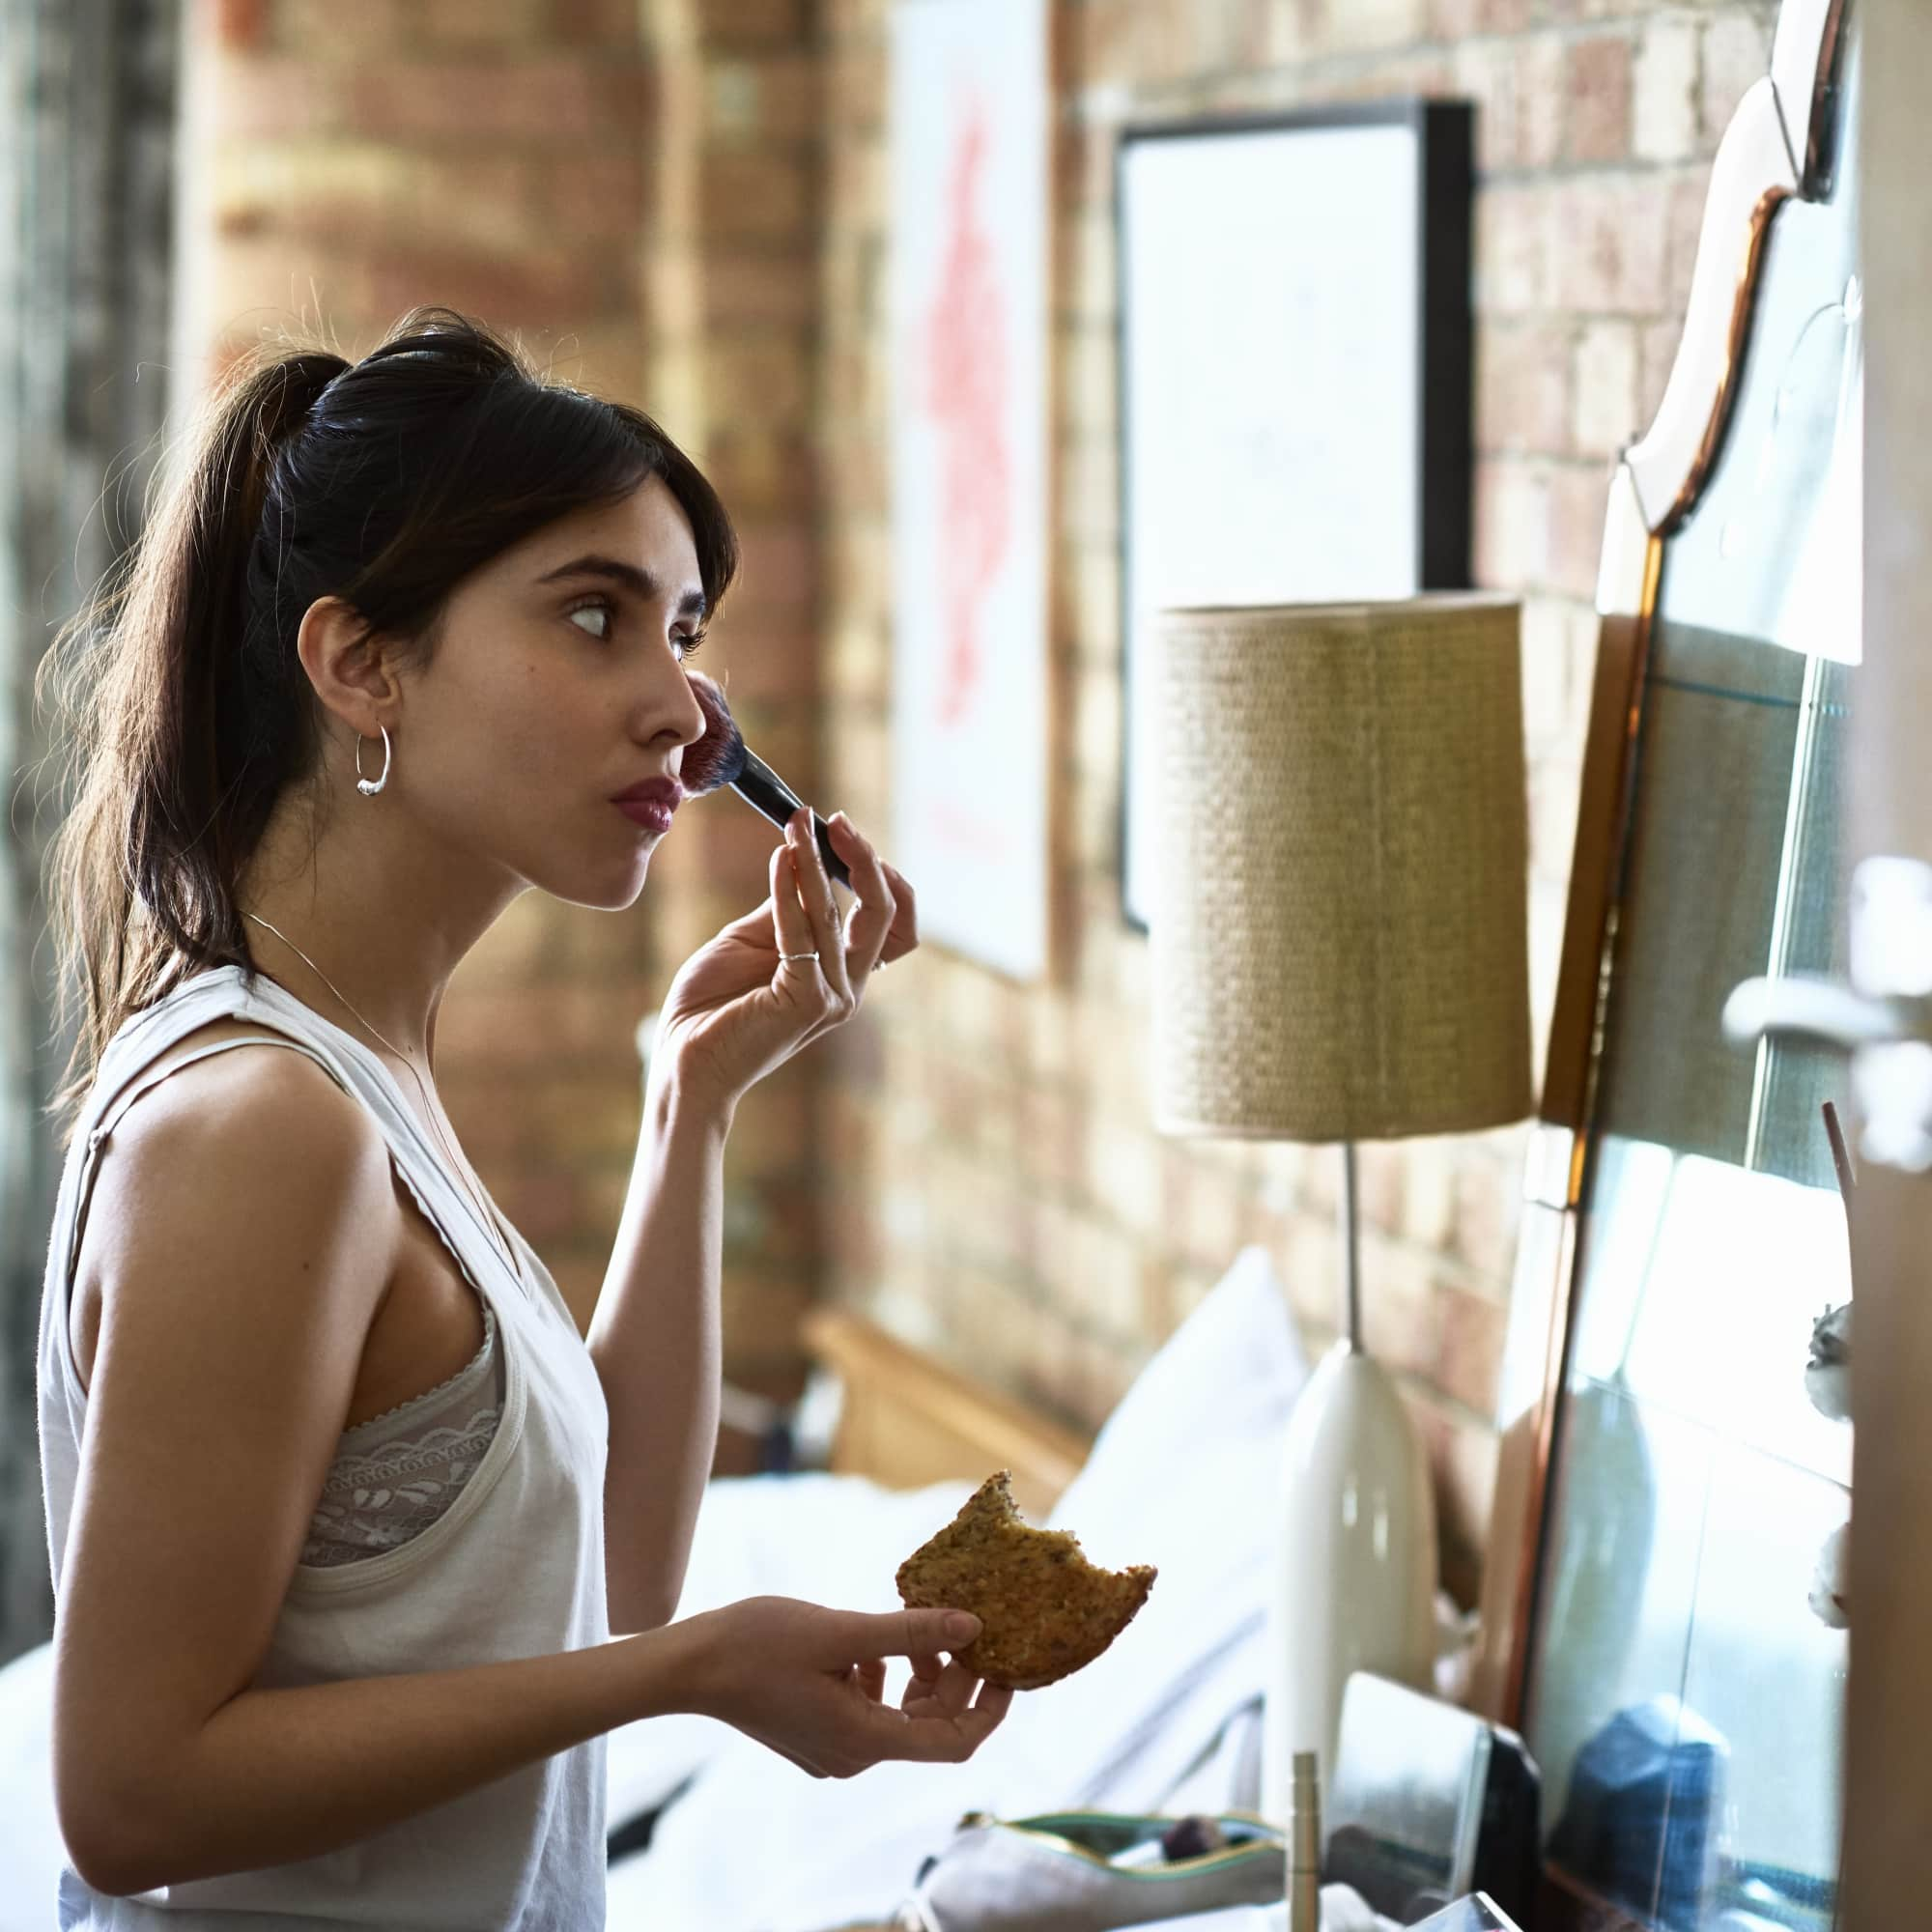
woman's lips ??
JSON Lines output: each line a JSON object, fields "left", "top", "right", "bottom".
{"left": 614, "top": 798, "right": 674, "bottom": 834}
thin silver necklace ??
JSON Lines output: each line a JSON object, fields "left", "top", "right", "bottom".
{"left": 242, "top": 912, "right": 521, "bottom": 1282}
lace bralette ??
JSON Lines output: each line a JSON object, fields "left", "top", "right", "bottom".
{"left": 300, "top": 1300, "right": 504, "bottom": 1570}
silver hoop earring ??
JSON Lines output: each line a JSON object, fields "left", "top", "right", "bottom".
{"left": 355, "top": 726, "right": 391, "bottom": 798}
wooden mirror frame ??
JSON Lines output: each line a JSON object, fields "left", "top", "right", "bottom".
{"left": 1469, "top": 0, "right": 1853, "bottom": 1738}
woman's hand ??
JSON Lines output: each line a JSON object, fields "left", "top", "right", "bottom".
{"left": 652, "top": 808, "right": 919, "bottom": 1117}
{"left": 673, "top": 1597, "right": 1013, "bottom": 1778}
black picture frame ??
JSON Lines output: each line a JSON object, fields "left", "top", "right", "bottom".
{"left": 1115, "top": 99, "right": 1475, "bottom": 933}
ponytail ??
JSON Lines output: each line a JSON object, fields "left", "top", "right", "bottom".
{"left": 34, "top": 307, "right": 737, "bottom": 1144}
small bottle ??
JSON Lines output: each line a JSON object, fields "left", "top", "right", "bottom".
{"left": 1287, "top": 1748, "right": 1322, "bottom": 1932}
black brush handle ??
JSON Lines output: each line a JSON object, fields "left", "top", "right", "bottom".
{"left": 731, "top": 753, "right": 852, "bottom": 889}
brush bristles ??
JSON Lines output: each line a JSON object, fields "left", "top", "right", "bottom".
{"left": 680, "top": 669, "right": 750, "bottom": 796}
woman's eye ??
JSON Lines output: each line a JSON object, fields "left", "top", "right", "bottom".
{"left": 568, "top": 600, "right": 613, "bottom": 640}
{"left": 675, "top": 631, "right": 705, "bottom": 661}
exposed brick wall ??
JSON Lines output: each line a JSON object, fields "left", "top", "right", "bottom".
{"left": 816, "top": 0, "right": 1776, "bottom": 1604}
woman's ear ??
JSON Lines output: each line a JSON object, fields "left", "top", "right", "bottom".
{"left": 296, "top": 594, "right": 403, "bottom": 736}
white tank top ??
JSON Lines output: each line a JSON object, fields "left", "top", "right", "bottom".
{"left": 37, "top": 963, "right": 613, "bottom": 1929}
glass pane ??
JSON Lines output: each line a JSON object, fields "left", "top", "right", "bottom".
{"left": 1525, "top": 30, "right": 1860, "bottom": 1932}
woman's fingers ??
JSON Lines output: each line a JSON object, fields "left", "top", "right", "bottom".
{"left": 771, "top": 809, "right": 914, "bottom": 1018}
{"left": 867, "top": 1681, "right": 1010, "bottom": 1763}
{"left": 783, "top": 810, "right": 853, "bottom": 1006}
{"left": 921, "top": 1659, "right": 978, "bottom": 1718}
{"left": 727, "top": 1603, "right": 1013, "bottom": 1777}
{"left": 827, "top": 816, "right": 918, "bottom": 968}
{"left": 971, "top": 1680, "right": 1014, "bottom": 1727}
{"left": 768, "top": 838, "right": 818, "bottom": 984}
{"left": 876, "top": 859, "right": 919, "bottom": 962}
{"left": 824, "top": 811, "right": 898, "bottom": 987}
{"left": 887, "top": 1608, "right": 981, "bottom": 1657}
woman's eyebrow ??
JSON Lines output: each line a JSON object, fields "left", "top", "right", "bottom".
{"left": 536, "top": 554, "right": 707, "bottom": 619}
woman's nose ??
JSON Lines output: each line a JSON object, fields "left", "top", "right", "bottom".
{"left": 647, "top": 653, "right": 707, "bottom": 749}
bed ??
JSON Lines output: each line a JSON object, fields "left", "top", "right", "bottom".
{"left": 0, "top": 1244, "right": 1319, "bottom": 1932}
{"left": 599, "top": 1247, "right": 1323, "bottom": 1931}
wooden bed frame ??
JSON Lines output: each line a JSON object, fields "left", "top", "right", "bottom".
{"left": 800, "top": 1304, "right": 1094, "bottom": 1525}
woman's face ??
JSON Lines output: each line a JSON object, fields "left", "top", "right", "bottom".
{"left": 401, "top": 475, "right": 712, "bottom": 910}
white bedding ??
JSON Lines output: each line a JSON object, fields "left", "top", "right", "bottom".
{"left": 0, "top": 1245, "right": 1312, "bottom": 1932}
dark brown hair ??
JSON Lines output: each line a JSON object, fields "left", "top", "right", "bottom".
{"left": 35, "top": 305, "right": 738, "bottom": 1144}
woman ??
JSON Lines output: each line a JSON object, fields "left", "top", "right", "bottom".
{"left": 34, "top": 307, "right": 1009, "bottom": 1927}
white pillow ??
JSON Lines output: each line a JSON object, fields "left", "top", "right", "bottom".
{"left": 1047, "top": 1242, "right": 1308, "bottom": 1553}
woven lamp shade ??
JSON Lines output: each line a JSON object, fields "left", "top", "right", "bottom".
{"left": 1151, "top": 595, "right": 1533, "bottom": 1142}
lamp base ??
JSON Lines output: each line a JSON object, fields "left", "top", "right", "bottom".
{"left": 1261, "top": 1338, "right": 1439, "bottom": 1823}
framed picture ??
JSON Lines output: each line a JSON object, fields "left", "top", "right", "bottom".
{"left": 1118, "top": 102, "right": 1474, "bottom": 931}
{"left": 888, "top": 0, "right": 1050, "bottom": 980}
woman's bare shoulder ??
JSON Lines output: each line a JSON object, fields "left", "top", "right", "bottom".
{"left": 88, "top": 1010, "right": 392, "bottom": 1242}
{"left": 70, "top": 1016, "right": 398, "bottom": 1392}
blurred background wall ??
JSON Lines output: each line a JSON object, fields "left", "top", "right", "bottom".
{"left": 0, "top": 0, "right": 1776, "bottom": 1662}
{"left": 1, "top": 0, "right": 181, "bottom": 1663}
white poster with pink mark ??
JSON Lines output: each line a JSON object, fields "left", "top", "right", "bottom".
{"left": 888, "top": 0, "right": 1048, "bottom": 980}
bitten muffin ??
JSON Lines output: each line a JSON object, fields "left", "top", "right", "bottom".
{"left": 895, "top": 1470, "right": 1156, "bottom": 1690}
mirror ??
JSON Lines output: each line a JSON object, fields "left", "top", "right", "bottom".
{"left": 1520, "top": 13, "right": 1859, "bottom": 1930}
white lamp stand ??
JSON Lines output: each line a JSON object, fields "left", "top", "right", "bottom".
{"left": 1261, "top": 1144, "right": 1439, "bottom": 1820}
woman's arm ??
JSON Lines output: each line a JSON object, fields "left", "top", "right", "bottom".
{"left": 585, "top": 1073, "right": 731, "bottom": 1634}
{"left": 81, "top": 1621, "right": 699, "bottom": 1896}
{"left": 585, "top": 810, "right": 907, "bottom": 1633}
{"left": 88, "top": 1600, "right": 1008, "bottom": 1898}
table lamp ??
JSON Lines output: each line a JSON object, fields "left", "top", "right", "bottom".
{"left": 1147, "top": 594, "right": 1533, "bottom": 1820}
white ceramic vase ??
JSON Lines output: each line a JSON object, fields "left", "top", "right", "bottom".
{"left": 1261, "top": 1339, "right": 1439, "bottom": 1821}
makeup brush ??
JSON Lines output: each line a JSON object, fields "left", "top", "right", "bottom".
{"left": 681, "top": 669, "right": 851, "bottom": 889}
